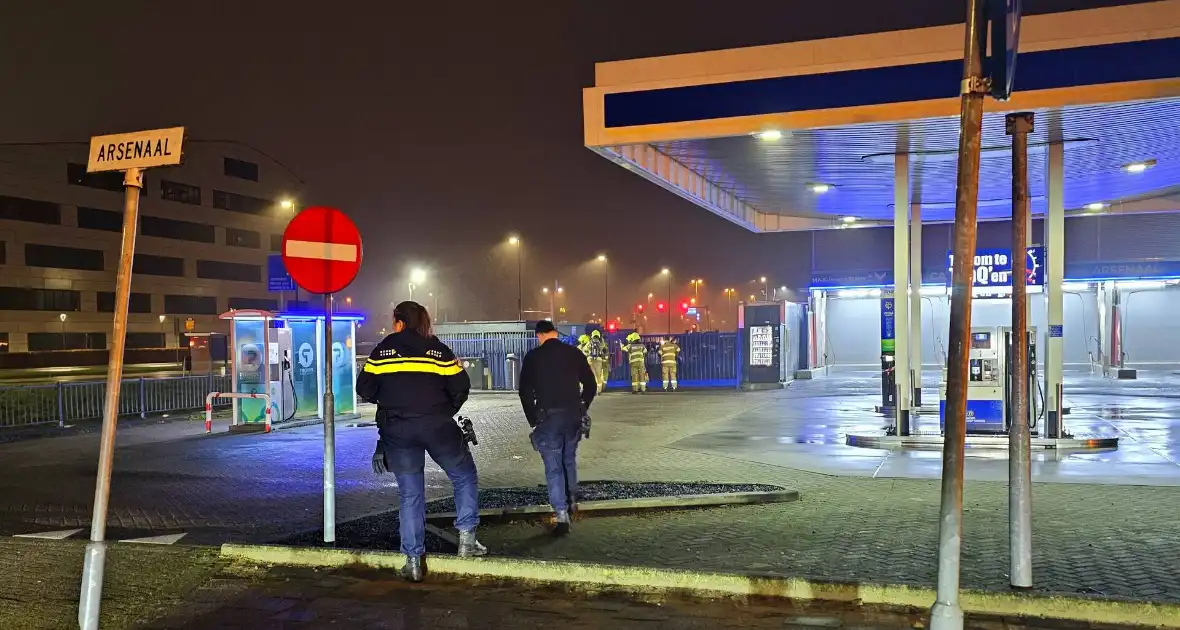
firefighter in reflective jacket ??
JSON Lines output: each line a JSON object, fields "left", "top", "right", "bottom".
{"left": 576, "top": 334, "right": 591, "bottom": 360}
{"left": 659, "top": 336, "right": 681, "bottom": 391}
{"left": 356, "top": 301, "right": 487, "bottom": 582}
{"left": 589, "top": 329, "right": 609, "bottom": 393}
{"left": 622, "top": 332, "right": 648, "bottom": 393}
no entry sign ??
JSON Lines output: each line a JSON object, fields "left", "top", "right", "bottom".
{"left": 281, "top": 206, "right": 363, "bottom": 294}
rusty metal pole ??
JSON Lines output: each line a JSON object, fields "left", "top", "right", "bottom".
{"left": 1006, "top": 112, "right": 1034, "bottom": 589}
{"left": 930, "top": 0, "right": 989, "bottom": 626}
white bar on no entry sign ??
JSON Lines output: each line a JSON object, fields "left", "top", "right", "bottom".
{"left": 285, "top": 240, "right": 358, "bottom": 262}
{"left": 87, "top": 127, "right": 185, "bottom": 173}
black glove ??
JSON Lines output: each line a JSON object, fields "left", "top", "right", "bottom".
{"left": 372, "top": 441, "right": 389, "bottom": 475}
{"left": 580, "top": 412, "right": 592, "bottom": 439}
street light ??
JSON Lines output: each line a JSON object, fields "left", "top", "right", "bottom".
{"left": 280, "top": 199, "right": 294, "bottom": 210}
{"left": 409, "top": 268, "right": 426, "bottom": 301}
{"left": 508, "top": 235, "right": 523, "bottom": 320}
{"left": 543, "top": 282, "right": 563, "bottom": 321}
{"left": 661, "top": 268, "right": 672, "bottom": 333}
{"left": 759, "top": 276, "right": 768, "bottom": 300}
{"left": 596, "top": 254, "right": 609, "bottom": 328}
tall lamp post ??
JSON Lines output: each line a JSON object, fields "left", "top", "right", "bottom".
{"left": 759, "top": 276, "right": 768, "bottom": 300}
{"left": 409, "top": 268, "right": 426, "bottom": 302}
{"left": 59, "top": 313, "right": 67, "bottom": 349}
{"left": 280, "top": 199, "right": 297, "bottom": 309}
{"left": 661, "top": 268, "right": 672, "bottom": 333}
{"left": 542, "top": 282, "right": 563, "bottom": 321}
{"left": 597, "top": 254, "right": 609, "bottom": 327}
{"left": 508, "top": 235, "right": 522, "bottom": 320}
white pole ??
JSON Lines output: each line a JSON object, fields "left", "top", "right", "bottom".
{"left": 893, "top": 152, "right": 911, "bottom": 435}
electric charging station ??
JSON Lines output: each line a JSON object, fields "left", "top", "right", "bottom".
{"left": 219, "top": 309, "right": 362, "bottom": 427}
{"left": 938, "top": 326, "right": 1038, "bottom": 435}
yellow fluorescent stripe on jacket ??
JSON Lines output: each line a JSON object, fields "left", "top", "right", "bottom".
{"left": 363, "top": 357, "right": 463, "bottom": 375}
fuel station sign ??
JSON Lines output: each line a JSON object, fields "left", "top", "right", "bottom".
{"left": 946, "top": 246, "right": 1044, "bottom": 288}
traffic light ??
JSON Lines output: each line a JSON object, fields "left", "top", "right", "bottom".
{"left": 680, "top": 301, "right": 689, "bottom": 312}
{"left": 636, "top": 303, "right": 644, "bottom": 313}
{"left": 656, "top": 302, "right": 666, "bottom": 313}
{"left": 607, "top": 320, "right": 618, "bottom": 332}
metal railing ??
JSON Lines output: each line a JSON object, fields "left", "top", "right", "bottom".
{"left": 0, "top": 374, "right": 233, "bottom": 429}
{"left": 438, "top": 332, "right": 542, "bottom": 390}
{"left": 434, "top": 331, "right": 740, "bottom": 390}
{"left": 605, "top": 332, "right": 740, "bottom": 388}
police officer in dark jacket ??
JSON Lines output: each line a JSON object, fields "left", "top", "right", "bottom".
{"left": 357, "top": 301, "right": 486, "bottom": 581}
{"left": 518, "top": 320, "right": 597, "bottom": 535}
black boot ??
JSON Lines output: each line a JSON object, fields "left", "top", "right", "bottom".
{"left": 553, "top": 509, "right": 571, "bottom": 536}
{"left": 400, "top": 555, "right": 426, "bottom": 582}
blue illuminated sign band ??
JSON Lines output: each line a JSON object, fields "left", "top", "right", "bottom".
{"left": 810, "top": 257, "right": 1180, "bottom": 290}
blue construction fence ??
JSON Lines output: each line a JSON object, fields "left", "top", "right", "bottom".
{"left": 436, "top": 331, "right": 740, "bottom": 391}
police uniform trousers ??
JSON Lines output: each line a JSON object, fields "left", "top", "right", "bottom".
{"left": 379, "top": 413, "right": 479, "bottom": 557}
{"left": 530, "top": 408, "right": 582, "bottom": 513}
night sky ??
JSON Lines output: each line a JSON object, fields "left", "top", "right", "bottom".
{"left": 0, "top": 0, "right": 1143, "bottom": 325}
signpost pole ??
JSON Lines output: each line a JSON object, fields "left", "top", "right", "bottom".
{"left": 279, "top": 206, "right": 361, "bottom": 547}
{"left": 931, "top": 0, "right": 989, "bottom": 626}
{"left": 322, "top": 293, "right": 336, "bottom": 544}
{"left": 1007, "top": 111, "right": 1034, "bottom": 589}
{"left": 79, "top": 167, "right": 143, "bottom": 630}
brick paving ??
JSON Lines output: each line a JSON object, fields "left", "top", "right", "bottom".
{"left": 1, "top": 384, "right": 1179, "bottom": 608}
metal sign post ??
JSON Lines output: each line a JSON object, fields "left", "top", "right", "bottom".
{"left": 78, "top": 126, "right": 184, "bottom": 630}
{"left": 323, "top": 293, "right": 336, "bottom": 543}
{"left": 280, "top": 206, "right": 362, "bottom": 546}
{"left": 931, "top": 0, "right": 988, "bottom": 626}
{"left": 1007, "top": 111, "right": 1035, "bottom": 589}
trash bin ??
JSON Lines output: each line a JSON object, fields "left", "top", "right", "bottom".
{"left": 505, "top": 353, "right": 522, "bottom": 390}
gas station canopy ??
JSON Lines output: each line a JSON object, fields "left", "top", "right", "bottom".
{"left": 582, "top": 1, "right": 1180, "bottom": 231}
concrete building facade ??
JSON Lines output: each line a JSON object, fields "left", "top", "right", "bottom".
{"left": 0, "top": 140, "right": 302, "bottom": 354}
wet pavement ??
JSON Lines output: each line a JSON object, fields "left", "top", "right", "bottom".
{"left": 3, "top": 374, "right": 1180, "bottom": 604}
{"left": 669, "top": 369, "right": 1180, "bottom": 486}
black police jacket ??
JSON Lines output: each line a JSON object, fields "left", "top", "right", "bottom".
{"left": 518, "top": 338, "right": 597, "bottom": 427}
{"left": 356, "top": 331, "right": 470, "bottom": 418}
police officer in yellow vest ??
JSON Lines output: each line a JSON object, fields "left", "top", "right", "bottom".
{"left": 622, "top": 332, "right": 648, "bottom": 393}
{"left": 659, "top": 336, "right": 681, "bottom": 391}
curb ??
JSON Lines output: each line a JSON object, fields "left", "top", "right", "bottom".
{"left": 219, "top": 543, "right": 1180, "bottom": 627}
{"left": 423, "top": 490, "right": 800, "bottom": 521}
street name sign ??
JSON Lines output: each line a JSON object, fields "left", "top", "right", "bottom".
{"left": 87, "top": 127, "right": 185, "bottom": 173}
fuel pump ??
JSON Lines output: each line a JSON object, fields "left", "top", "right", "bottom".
{"left": 268, "top": 327, "right": 295, "bottom": 422}
{"left": 939, "top": 326, "right": 1038, "bottom": 435}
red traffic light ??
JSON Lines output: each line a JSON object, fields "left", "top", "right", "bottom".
{"left": 607, "top": 321, "right": 618, "bottom": 332}
{"left": 656, "top": 302, "right": 667, "bottom": 313}
{"left": 636, "top": 303, "right": 644, "bottom": 313}
{"left": 680, "top": 301, "right": 689, "bottom": 312}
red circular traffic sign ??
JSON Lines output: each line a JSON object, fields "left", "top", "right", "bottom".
{"left": 281, "top": 206, "right": 363, "bottom": 295}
